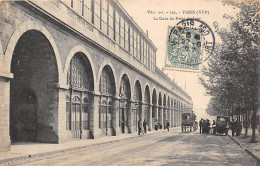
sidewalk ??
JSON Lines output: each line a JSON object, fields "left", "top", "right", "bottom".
{"left": 0, "top": 127, "right": 173, "bottom": 166}
{"left": 228, "top": 127, "right": 260, "bottom": 165}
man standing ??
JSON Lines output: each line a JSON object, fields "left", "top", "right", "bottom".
{"left": 166, "top": 121, "right": 170, "bottom": 131}
{"left": 138, "top": 119, "right": 142, "bottom": 135}
{"left": 143, "top": 119, "right": 147, "bottom": 135}
{"left": 199, "top": 118, "right": 203, "bottom": 133}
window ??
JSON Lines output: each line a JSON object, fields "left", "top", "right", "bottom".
{"left": 148, "top": 46, "right": 151, "bottom": 68}
{"left": 99, "top": 68, "right": 113, "bottom": 94}
{"left": 115, "top": 10, "right": 120, "bottom": 42}
{"left": 66, "top": 96, "right": 71, "bottom": 130}
{"left": 136, "top": 33, "right": 140, "bottom": 60}
{"left": 67, "top": 55, "right": 90, "bottom": 89}
{"left": 120, "top": 16, "right": 125, "bottom": 48}
{"left": 83, "top": 0, "right": 92, "bottom": 22}
{"left": 101, "top": 0, "right": 108, "bottom": 34}
{"left": 108, "top": 2, "right": 114, "bottom": 39}
{"left": 144, "top": 40, "right": 147, "bottom": 66}
{"left": 94, "top": 0, "right": 101, "bottom": 28}
{"left": 140, "top": 36, "right": 143, "bottom": 62}
{"left": 124, "top": 21, "right": 129, "bottom": 51}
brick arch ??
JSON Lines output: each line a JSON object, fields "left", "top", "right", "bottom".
{"left": 144, "top": 85, "right": 151, "bottom": 104}
{"left": 118, "top": 71, "right": 132, "bottom": 98}
{"left": 96, "top": 60, "right": 117, "bottom": 95}
{"left": 152, "top": 88, "right": 157, "bottom": 105}
{"left": 4, "top": 21, "right": 62, "bottom": 82}
{"left": 133, "top": 79, "right": 143, "bottom": 102}
{"left": 64, "top": 45, "right": 97, "bottom": 91}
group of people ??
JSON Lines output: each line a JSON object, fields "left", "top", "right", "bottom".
{"left": 154, "top": 120, "right": 170, "bottom": 131}
{"left": 199, "top": 118, "right": 212, "bottom": 134}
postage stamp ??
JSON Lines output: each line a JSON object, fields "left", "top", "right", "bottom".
{"left": 165, "top": 18, "right": 215, "bottom": 71}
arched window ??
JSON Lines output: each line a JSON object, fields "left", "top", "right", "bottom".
{"left": 67, "top": 54, "right": 90, "bottom": 89}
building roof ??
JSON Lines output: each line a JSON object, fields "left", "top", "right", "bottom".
{"left": 155, "top": 66, "right": 192, "bottom": 101}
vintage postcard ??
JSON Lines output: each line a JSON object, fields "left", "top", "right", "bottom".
{"left": 0, "top": 0, "right": 259, "bottom": 166}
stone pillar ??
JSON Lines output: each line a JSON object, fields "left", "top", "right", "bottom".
{"left": 112, "top": 96, "right": 120, "bottom": 136}
{"left": 0, "top": 72, "right": 13, "bottom": 152}
{"left": 168, "top": 108, "right": 171, "bottom": 127}
{"left": 90, "top": 92, "right": 101, "bottom": 138}
{"left": 148, "top": 103, "right": 152, "bottom": 131}
{"left": 127, "top": 100, "right": 133, "bottom": 134}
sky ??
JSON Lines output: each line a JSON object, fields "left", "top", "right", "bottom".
{"left": 119, "top": 0, "right": 239, "bottom": 120}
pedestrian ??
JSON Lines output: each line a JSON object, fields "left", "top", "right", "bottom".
{"left": 166, "top": 121, "right": 170, "bottom": 131}
{"left": 230, "top": 120, "right": 237, "bottom": 137}
{"left": 121, "top": 120, "right": 125, "bottom": 133}
{"left": 154, "top": 120, "right": 158, "bottom": 131}
{"left": 202, "top": 119, "right": 206, "bottom": 133}
{"left": 138, "top": 119, "right": 142, "bottom": 135}
{"left": 143, "top": 119, "right": 147, "bottom": 135}
{"left": 206, "top": 119, "right": 210, "bottom": 134}
{"left": 199, "top": 118, "right": 203, "bottom": 133}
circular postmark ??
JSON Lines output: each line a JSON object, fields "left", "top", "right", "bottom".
{"left": 167, "top": 18, "right": 215, "bottom": 66}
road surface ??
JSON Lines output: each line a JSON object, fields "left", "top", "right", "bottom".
{"left": 22, "top": 129, "right": 256, "bottom": 166}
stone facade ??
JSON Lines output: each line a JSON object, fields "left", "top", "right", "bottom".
{"left": 0, "top": 0, "right": 193, "bottom": 152}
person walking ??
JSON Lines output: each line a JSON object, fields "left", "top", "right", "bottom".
{"left": 199, "top": 118, "right": 203, "bottom": 133}
{"left": 206, "top": 119, "right": 210, "bottom": 134}
{"left": 166, "top": 121, "right": 170, "bottom": 131}
{"left": 154, "top": 120, "right": 158, "bottom": 131}
{"left": 143, "top": 119, "right": 147, "bottom": 135}
{"left": 138, "top": 119, "right": 142, "bottom": 135}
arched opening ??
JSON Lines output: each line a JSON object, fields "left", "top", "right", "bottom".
{"left": 167, "top": 96, "right": 170, "bottom": 126}
{"left": 133, "top": 80, "right": 142, "bottom": 132}
{"left": 158, "top": 92, "right": 162, "bottom": 129}
{"left": 163, "top": 94, "right": 166, "bottom": 129}
{"left": 99, "top": 65, "right": 116, "bottom": 136}
{"left": 119, "top": 74, "right": 131, "bottom": 133}
{"left": 152, "top": 89, "right": 157, "bottom": 129}
{"left": 66, "top": 52, "right": 94, "bottom": 139}
{"left": 10, "top": 30, "right": 58, "bottom": 143}
{"left": 144, "top": 86, "right": 150, "bottom": 130}
{"left": 171, "top": 98, "right": 174, "bottom": 127}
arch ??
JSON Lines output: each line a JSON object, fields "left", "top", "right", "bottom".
{"left": 152, "top": 88, "right": 157, "bottom": 105}
{"left": 4, "top": 21, "right": 62, "bottom": 82}
{"left": 167, "top": 96, "right": 170, "bottom": 108}
{"left": 66, "top": 52, "right": 94, "bottom": 91}
{"left": 144, "top": 85, "right": 150, "bottom": 104}
{"left": 163, "top": 94, "right": 166, "bottom": 107}
{"left": 118, "top": 70, "right": 132, "bottom": 95}
{"left": 158, "top": 92, "right": 162, "bottom": 106}
{"left": 134, "top": 80, "right": 142, "bottom": 102}
{"left": 119, "top": 74, "right": 131, "bottom": 99}
{"left": 99, "top": 65, "right": 116, "bottom": 95}
{"left": 9, "top": 29, "right": 59, "bottom": 143}
{"left": 96, "top": 59, "right": 117, "bottom": 94}
{"left": 64, "top": 45, "right": 97, "bottom": 90}
{"left": 119, "top": 74, "right": 131, "bottom": 134}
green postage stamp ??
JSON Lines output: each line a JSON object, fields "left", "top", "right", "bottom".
{"left": 165, "top": 18, "right": 215, "bottom": 71}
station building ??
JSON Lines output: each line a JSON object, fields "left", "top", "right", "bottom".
{"left": 0, "top": 0, "right": 193, "bottom": 151}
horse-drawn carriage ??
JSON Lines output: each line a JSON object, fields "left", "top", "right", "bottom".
{"left": 181, "top": 112, "right": 196, "bottom": 132}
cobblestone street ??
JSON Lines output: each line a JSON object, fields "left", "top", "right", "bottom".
{"left": 21, "top": 130, "right": 256, "bottom": 166}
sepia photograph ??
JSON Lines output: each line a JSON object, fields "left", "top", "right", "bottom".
{"left": 0, "top": 0, "right": 259, "bottom": 166}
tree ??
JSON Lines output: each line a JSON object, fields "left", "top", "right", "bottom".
{"left": 200, "top": 0, "right": 260, "bottom": 142}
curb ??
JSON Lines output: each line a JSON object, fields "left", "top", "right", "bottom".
{"left": 0, "top": 129, "right": 168, "bottom": 166}
{"left": 228, "top": 135, "right": 260, "bottom": 166}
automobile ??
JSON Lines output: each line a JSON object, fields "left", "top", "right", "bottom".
{"left": 212, "top": 115, "right": 229, "bottom": 136}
